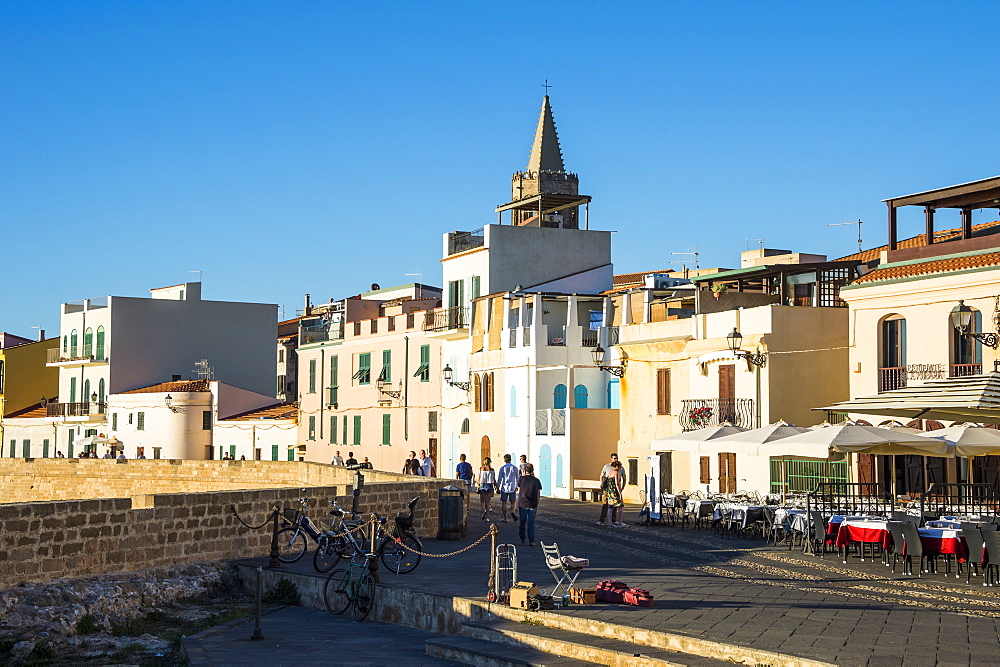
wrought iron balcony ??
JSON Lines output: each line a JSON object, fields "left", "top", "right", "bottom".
{"left": 47, "top": 347, "right": 107, "bottom": 364}
{"left": 447, "top": 228, "right": 485, "bottom": 255}
{"left": 878, "top": 367, "right": 907, "bottom": 393}
{"left": 46, "top": 401, "right": 107, "bottom": 419}
{"left": 679, "top": 398, "right": 755, "bottom": 431}
{"left": 950, "top": 363, "right": 983, "bottom": 378}
{"left": 423, "top": 306, "right": 469, "bottom": 332}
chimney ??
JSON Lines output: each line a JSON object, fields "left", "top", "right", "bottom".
{"left": 304, "top": 294, "right": 312, "bottom": 316}
{"left": 37, "top": 329, "right": 45, "bottom": 341}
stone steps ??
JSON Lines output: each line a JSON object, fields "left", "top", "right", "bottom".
{"left": 425, "top": 635, "right": 591, "bottom": 666}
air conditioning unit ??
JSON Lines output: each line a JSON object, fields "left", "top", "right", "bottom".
{"left": 541, "top": 213, "right": 563, "bottom": 223}
{"left": 644, "top": 274, "right": 692, "bottom": 290}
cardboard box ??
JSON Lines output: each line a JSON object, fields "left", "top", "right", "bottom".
{"left": 509, "top": 581, "right": 540, "bottom": 609}
{"left": 570, "top": 587, "right": 596, "bottom": 605}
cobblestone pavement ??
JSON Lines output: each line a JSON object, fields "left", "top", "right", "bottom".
{"left": 252, "top": 497, "right": 1000, "bottom": 665}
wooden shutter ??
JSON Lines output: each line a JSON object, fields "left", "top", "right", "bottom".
{"left": 728, "top": 453, "right": 737, "bottom": 493}
{"left": 718, "top": 364, "right": 735, "bottom": 400}
{"left": 699, "top": 456, "right": 710, "bottom": 484}
{"left": 656, "top": 368, "right": 671, "bottom": 415}
{"left": 473, "top": 374, "right": 482, "bottom": 412}
{"left": 486, "top": 373, "right": 495, "bottom": 412}
{"left": 718, "top": 452, "right": 736, "bottom": 494}
{"left": 857, "top": 453, "right": 875, "bottom": 491}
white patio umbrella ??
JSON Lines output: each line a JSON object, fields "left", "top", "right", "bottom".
{"left": 649, "top": 425, "right": 747, "bottom": 454}
{"left": 701, "top": 421, "right": 811, "bottom": 456}
{"left": 923, "top": 425, "right": 1000, "bottom": 457}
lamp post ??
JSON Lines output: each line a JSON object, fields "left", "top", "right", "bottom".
{"left": 727, "top": 328, "right": 767, "bottom": 368}
{"left": 442, "top": 364, "right": 470, "bottom": 391}
{"left": 591, "top": 345, "right": 626, "bottom": 377}
{"left": 376, "top": 378, "right": 402, "bottom": 399}
{"left": 951, "top": 300, "right": 999, "bottom": 349}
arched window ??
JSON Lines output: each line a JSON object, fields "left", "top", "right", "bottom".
{"left": 95, "top": 326, "right": 105, "bottom": 360}
{"left": 573, "top": 384, "right": 588, "bottom": 409}
{"left": 553, "top": 384, "right": 567, "bottom": 409}
{"left": 878, "top": 315, "right": 906, "bottom": 392}
{"left": 70, "top": 330, "right": 78, "bottom": 358}
{"left": 98, "top": 378, "right": 106, "bottom": 404}
{"left": 951, "top": 308, "right": 982, "bottom": 376}
{"left": 510, "top": 386, "right": 517, "bottom": 417}
{"left": 484, "top": 373, "right": 495, "bottom": 412}
{"left": 62, "top": 335, "right": 67, "bottom": 353}
{"left": 607, "top": 379, "right": 621, "bottom": 409}
{"left": 473, "top": 374, "right": 482, "bottom": 412}
{"left": 83, "top": 328, "right": 93, "bottom": 357}
{"left": 461, "top": 418, "right": 470, "bottom": 434}
{"left": 556, "top": 453, "right": 564, "bottom": 488}
{"left": 83, "top": 379, "right": 91, "bottom": 404}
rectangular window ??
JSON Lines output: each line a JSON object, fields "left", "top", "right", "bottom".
{"left": 381, "top": 349, "right": 391, "bottom": 383}
{"left": 627, "top": 458, "right": 638, "bottom": 486}
{"left": 153, "top": 447, "right": 161, "bottom": 460}
{"left": 656, "top": 368, "right": 671, "bottom": 415}
{"left": 342, "top": 415, "right": 348, "bottom": 445}
{"left": 414, "top": 345, "right": 430, "bottom": 382}
{"left": 308, "top": 359, "right": 317, "bottom": 393}
{"left": 271, "top": 444, "right": 279, "bottom": 461}
{"left": 23, "top": 440, "right": 30, "bottom": 458}
{"left": 112, "top": 413, "right": 118, "bottom": 431}
{"left": 42, "top": 439, "right": 50, "bottom": 458}
{"left": 699, "top": 456, "right": 711, "bottom": 484}
{"left": 428, "top": 410, "right": 438, "bottom": 432}
{"left": 137, "top": 412, "right": 145, "bottom": 431}
{"left": 230, "top": 445, "right": 236, "bottom": 459}
{"left": 330, "top": 416, "right": 337, "bottom": 444}
{"left": 382, "top": 413, "right": 391, "bottom": 445}
{"left": 308, "top": 416, "right": 316, "bottom": 440}
{"left": 0, "top": 360, "right": 4, "bottom": 392}
{"left": 70, "top": 377, "right": 77, "bottom": 403}
{"left": 129, "top": 413, "right": 133, "bottom": 425}
{"left": 353, "top": 353, "right": 371, "bottom": 385}
{"left": 202, "top": 410, "right": 212, "bottom": 430}
{"left": 67, "top": 431, "right": 74, "bottom": 458}
{"left": 471, "top": 275, "right": 481, "bottom": 300}
{"left": 353, "top": 415, "right": 361, "bottom": 445}
{"left": 9, "top": 439, "right": 15, "bottom": 458}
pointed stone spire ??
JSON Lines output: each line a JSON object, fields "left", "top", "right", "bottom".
{"left": 526, "top": 95, "right": 565, "bottom": 173}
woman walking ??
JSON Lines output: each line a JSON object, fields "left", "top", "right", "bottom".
{"left": 477, "top": 457, "right": 496, "bottom": 520}
{"left": 602, "top": 460, "right": 627, "bottom": 527}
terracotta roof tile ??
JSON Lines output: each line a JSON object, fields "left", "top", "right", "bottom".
{"left": 852, "top": 250, "right": 1000, "bottom": 285}
{"left": 224, "top": 403, "right": 297, "bottom": 421}
{"left": 119, "top": 379, "right": 211, "bottom": 394}
{"left": 836, "top": 221, "right": 1000, "bottom": 262}
{"left": 612, "top": 269, "right": 673, "bottom": 287}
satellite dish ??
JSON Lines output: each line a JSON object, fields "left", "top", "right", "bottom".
{"left": 371, "top": 283, "right": 380, "bottom": 291}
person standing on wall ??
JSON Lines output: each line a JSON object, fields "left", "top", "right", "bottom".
{"left": 455, "top": 453, "right": 474, "bottom": 512}
{"left": 496, "top": 454, "right": 520, "bottom": 523}
{"left": 516, "top": 463, "right": 542, "bottom": 546}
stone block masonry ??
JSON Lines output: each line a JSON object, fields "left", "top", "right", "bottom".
{"left": 0, "top": 479, "right": 442, "bottom": 590}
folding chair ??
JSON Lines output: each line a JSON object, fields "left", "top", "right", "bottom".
{"left": 540, "top": 542, "right": 587, "bottom": 598}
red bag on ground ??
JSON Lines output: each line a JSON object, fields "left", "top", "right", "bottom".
{"left": 623, "top": 587, "right": 654, "bottom": 607}
{"left": 595, "top": 580, "right": 628, "bottom": 603}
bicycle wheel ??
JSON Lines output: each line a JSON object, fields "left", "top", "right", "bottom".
{"left": 313, "top": 534, "right": 342, "bottom": 573}
{"left": 276, "top": 527, "right": 308, "bottom": 563}
{"left": 379, "top": 533, "right": 422, "bottom": 574}
{"left": 323, "top": 568, "right": 351, "bottom": 615}
{"left": 352, "top": 573, "right": 376, "bottom": 622}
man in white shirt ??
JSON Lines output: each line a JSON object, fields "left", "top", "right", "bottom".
{"left": 331, "top": 451, "right": 344, "bottom": 466}
{"left": 497, "top": 454, "right": 520, "bottom": 523}
{"left": 419, "top": 449, "right": 434, "bottom": 477}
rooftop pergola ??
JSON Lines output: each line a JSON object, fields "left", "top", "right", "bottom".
{"left": 495, "top": 193, "right": 592, "bottom": 228}
{"left": 886, "top": 176, "right": 1000, "bottom": 251}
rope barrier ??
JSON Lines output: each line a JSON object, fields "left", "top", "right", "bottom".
{"left": 389, "top": 523, "right": 498, "bottom": 558}
{"left": 231, "top": 505, "right": 278, "bottom": 530}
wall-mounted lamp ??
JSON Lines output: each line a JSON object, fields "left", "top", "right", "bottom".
{"left": 91, "top": 392, "right": 98, "bottom": 403}
{"left": 951, "top": 300, "right": 999, "bottom": 349}
{"left": 442, "top": 364, "right": 471, "bottom": 390}
{"left": 164, "top": 394, "right": 183, "bottom": 413}
{"left": 727, "top": 328, "right": 767, "bottom": 368}
{"left": 376, "top": 378, "right": 402, "bottom": 399}
{"left": 591, "top": 345, "right": 626, "bottom": 377}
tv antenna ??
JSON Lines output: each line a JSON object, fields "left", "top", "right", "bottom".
{"left": 670, "top": 246, "right": 700, "bottom": 270}
{"left": 193, "top": 359, "right": 214, "bottom": 381}
{"left": 188, "top": 269, "right": 202, "bottom": 283}
{"left": 829, "top": 219, "right": 863, "bottom": 252}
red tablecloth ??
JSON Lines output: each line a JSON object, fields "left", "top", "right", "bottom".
{"left": 916, "top": 535, "right": 968, "bottom": 562}
{"left": 834, "top": 521, "right": 890, "bottom": 550}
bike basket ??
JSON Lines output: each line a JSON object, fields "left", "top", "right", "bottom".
{"left": 282, "top": 508, "right": 300, "bottom": 522}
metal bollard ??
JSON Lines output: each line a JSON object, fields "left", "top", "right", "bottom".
{"left": 268, "top": 507, "right": 281, "bottom": 568}
{"left": 250, "top": 566, "right": 264, "bottom": 641}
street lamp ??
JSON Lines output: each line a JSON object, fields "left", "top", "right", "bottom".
{"left": 165, "top": 394, "right": 180, "bottom": 413}
{"left": 442, "top": 364, "right": 471, "bottom": 391}
{"left": 591, "top": 345, "right": 626, "bottom": 377}
{"left": 951, "top": 300, "right": 999, "bottom": 349}
{"left": 376, "top": 377, "right": 402, "bottom": 399}
{"left": 727, "top": 328, "right": 767, "bottom": 368}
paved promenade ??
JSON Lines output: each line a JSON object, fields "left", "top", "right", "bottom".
{"left": 197, "top": 497, "right": 1000, "bottom": 665}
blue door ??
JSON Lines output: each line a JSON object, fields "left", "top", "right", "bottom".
{"left": 607, "top": 380, "right": 620, "bottom": 409}
{"left": 539, "top": 444, "right": 552, "bottom": 495}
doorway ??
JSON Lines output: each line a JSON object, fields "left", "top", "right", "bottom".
{"left": 480, "top": 435, "right": 491, "bottom": 466}
{"left": 656, "top": 451, "right": 673, "bottom": 494}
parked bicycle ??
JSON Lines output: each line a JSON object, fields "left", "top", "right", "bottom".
{"left": 313, "top": 497, "right": 423, "bottom": 575}
{"left": 323, "top": 541, "right": 378, "bottom": 621}
{"left": 275, "top": 497, "right": 331, "bottom": 563}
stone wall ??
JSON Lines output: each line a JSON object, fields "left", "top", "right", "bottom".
{"left": 0, "top": 458, "right": 433, "bottom": 506}
{"left": 0, "top": 479, "right": 442, "bottom": 590}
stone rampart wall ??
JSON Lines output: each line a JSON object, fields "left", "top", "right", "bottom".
{"left": 0, "top": 479, "right": 443, "bottom": 590}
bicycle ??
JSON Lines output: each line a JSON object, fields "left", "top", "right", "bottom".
{"left": 323, "top": 549, "right": 378, "bottom": 621}
{"left": 275, "top": 497, "right": 332, "bottom": 563}
{"left": 313, "top": 497, "right": 423, "bottom": 575}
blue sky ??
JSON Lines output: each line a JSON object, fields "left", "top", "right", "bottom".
{"left": 3, "top": 1, "right": 998, "bottom": 336}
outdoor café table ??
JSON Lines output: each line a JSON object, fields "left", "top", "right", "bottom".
{"left": 834, "top": 518, "right": 890, "bottom": 560}
{"left": 926, "top": 520, "right": 962, "bottom": 529}
{"left": 712, "top": 504, "right": 764, "bottom": 532}
{"left": 775, "top": 508, "right": 808, "bottom": 534}
{"left": 686, "top": 499, "right": 716, "bottom": 527}
{"left": 915, "top": 527, "right": 968, "bottom": 563}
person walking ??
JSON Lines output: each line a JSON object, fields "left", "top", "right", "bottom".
{"left": 601, "top": 460, "right": 627, "bottom": 527}
{"left": 596, "top": 453, "right": 623, "bottom": 526}
{"left": 331, "top": 451, "right": 344, "bottom": 466}
{"left": 516, "top": 463, "right": 542, "bottom": 546}
{"left": 419, "top": 449, "right": 434, "bottom": 477}
{"left": 477, "top": 457, "right": 496, "bottom": 520}
{"left": 345, "top": 452, "right": 358, "bottom": 467}
{"left": 403, "top": 451, "right": 423, "bottom": 475}
{"left": 496, "top": 454, "right": 520, "bottom": 522}
{"left": 455, "top": 453, "right": 474, "bottom": 512}
{"left": 518, "top": 454, "right": 528, "bottom": 475}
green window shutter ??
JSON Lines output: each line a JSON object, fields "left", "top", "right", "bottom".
{"left": 202, "top": 410, "right": 212, "bottom": 430}
{"left": 353, "top": 415, "right": 361, "bottom": 445}
{"left": 68, "top": 439, "right": 74, "bottom": 458}
{"left": 420, "top": 345, "right": 430, "bottom": 382}
{"left": 330, "top": 415, "right": 337, "bottom": 444}
{"left": 471, "top": 275, "right": 481, "bottom": 300}
{"left": 382, "top": 349, "right": 391, "bottom": 383}
{"left": 308, "top": 416, "right": 316, "bottom": 440}
{"left": 230, "top": 445, "right": 236, "bottom": 459}
{"left": 382, "top": 413, "right": 391, "bottom": 445}
{"left": 288, "top": 447, "right": 295, "bottom": 461}
{"left": 42, "top": 439, "right": 50, "bottom": 458}
{"left": 137, "top": 412, "right": 145, "bottom": 431}
{"left": 96, "top": 326, "right": 105, "bottom": 360}
{"left": 309, "top": 359, "right": 317, "bottom": 393}
{"left": 342, "top": 415, "right": 348, "bottom": 445}
{"left": 271, "top": 444, "right": 279, "bottom": 461}
{"left": 70, "top": 377, "right": 77, "bottom": 403}
{"left": 356, "top": 353, "right": 371, "bottom": 385}
{"left": 23, "top": 440, "right": 31, "bottom": 457}
{"left": 220, "top": 446, "right": 225, "bottom": 459}
{"left": 9, "top": 440, "right": 15, "bottom": 457}
{"left": 112, "top": 413, "right": 118, "bottom": 431}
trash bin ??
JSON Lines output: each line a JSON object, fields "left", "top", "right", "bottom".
{"left": 437, "top": 485, "right": 467, "bottom": 540}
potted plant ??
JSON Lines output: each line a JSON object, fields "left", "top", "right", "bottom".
{"left": 710, "top": 284, "right": 728, "bottom": 300}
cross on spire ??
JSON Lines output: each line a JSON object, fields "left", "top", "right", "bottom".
{"left": 541, "top": 79, "right": 552, "bottom": 95}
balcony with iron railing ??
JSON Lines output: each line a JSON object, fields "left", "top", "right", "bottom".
{"left": 877, "top": 367, "right": 907, "bottom": 393}
{"left": 47, "top": 347, "right": 108, "bottom": 365}
{"left": 679, "top": 398, "right": 755, "bottom": 431}
{"left": 535, "top": 408, "right": 567, "bottom": 436}
{"left": 300, "top": 323, "right": 345, "bottom": 345}
{"left": 46, "top": 401, "right": 107, "bottom": 420}
{"left": 950, "top": 363, "right": 983, "bottom": 378}
{"left": 327, "top": 386, "right": 339, "bottom": 407}
{"left": 447, "top": 228, "right": 485, "bottom": 255}
{"left": 423, "top": 306, "right": 470, "bottom": 332}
